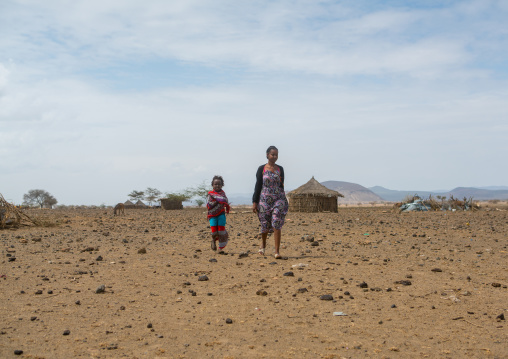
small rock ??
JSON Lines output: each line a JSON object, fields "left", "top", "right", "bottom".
{"left": 358, "top": 282, "right": 368, "bottom": 288}
{"left": 497, "top": 313, "right": 505, "bottom": 321}
{"left": 283, "top": 271, "right": 294, "bottom": 277}
{"left": 147, "top": 323, "right": 153, "bottom": 328}
{"left": 431, "top": 268, "right": 442, "bottom": 272}
{"left": 391, "top": 304, "right": 397, "bottom": 308}
{"left": 238, "top": 252, "right": 248, "bottom": 258}
{"left": 35, "top": 290, "right": 43, "bottom": 295}
{"left": 138, "top": 248, "right": 147, "bottom": 254}
{"left": 96, "top": 255, "right": 103, "bottom": 261}
{"left": 75, "top": 300, "right": 81, "bottom": 305}
{"left": 63, "top": 330, "right": 70, "bottom": 336}
{"left": 395, "top": 280, "right": 412, "bottom": 286}
{"left": 492, "top": 282, "right": 501, "bottom": 288}
{"left": 95, "top": 285, "right": 106, "bottom": 294}
{"left": 198, "top": 275, "right": 209, "bottom": 281}
{"left": 14, "top": 350, "right": 23, "bottom": 355}
{"left": 319, "top": 294, "right": 333, "bottom": 301}
{"left": 256, "top": 290, "right": 268, "bottom": 296}
{"left": 297, "top": 288, "right": 308, "bottom": 293}
{"left": 310, "top": 242, "right": 319, "bottom": 247}
{"left": 209, "top": 258, "right": 217, "bottom": 263}
{"left": 226, "top": 318, "right": 233, "bottom": 324}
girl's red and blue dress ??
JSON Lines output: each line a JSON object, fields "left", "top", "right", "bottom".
{"left": 206, "top": 190, "right": 230, "bottom": 218}
{"left": 207, "top": 190, "right": 230, "bottom": 250}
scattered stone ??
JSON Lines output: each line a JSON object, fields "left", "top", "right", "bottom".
{"left": 138, "top": 248, "right": 147, "bottom": 254}
{"left": 297, "top": 288, "right": 308, "bottom": 293}
{"left": 358, "top": 282, "right": 368, "bottom": 288}
{"left": 198, "top": 275, "right": 209, "bottom": 281}
{"left": 391, "top": 304, "right": 397, "bottom": 308}
{"left": 14, "top": 350, "right": 23, "bottom": 355}
{"left": 95, "top": 285, "right": 106, "bottom": 294}
{"left": 209, "top": 258, "right": 217, "bottom": 262}
{"left": 497, "top": 313, "right": 505, "bottom": 321}
{"left": 35, "top": 290, "right": 43, "bottom": 295}
{"left": 30, "top": 316, "right": 37, "bottom": 321}
{"left": 63, "top": 329, "right": 71, "bottom": 335}
{"left": 492, "top": 282, "right": 501, "bottom": 288}
{"left": 283, "top": 271, "right": 294, "bottom": 277}
{"left": 8, "top": 257, "right": 16, "bottom": 262}
{"left": 310, "top": 242, "right": 319, "bottom": 247}
{"left": 319, "top": 294, "right": 333, "bottom": 301}
{"left": 147, "top": 323, "right": 153, "bottom": 328}
{"left": 96, "top": 255, "right": 103, "bottom": 261}
{"left": 226, "top": 318, "right": 233, "bottom": 324}
{"left": 238, "top": 252, "right": 248, "bottom": 258}
{"left": 431, "top": 268, "right": 443, "bottom": 272}
{"left": 395, "top": 280, "right": 412, "bottom": 286}
{"left": 256, "top": 290, "right": 268, "bottom": 296}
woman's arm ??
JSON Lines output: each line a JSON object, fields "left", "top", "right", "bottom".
{"left": 252, "top": 165, "right": 264, "bottom": 203}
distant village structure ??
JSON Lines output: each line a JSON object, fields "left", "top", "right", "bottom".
{"left": 160, "top": 198, "right": 184, "bottom": 210}
{"left": 287, "top": 177, "right": 343, "bottom": 212}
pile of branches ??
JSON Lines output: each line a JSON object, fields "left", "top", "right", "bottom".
{"left": 396, "top": 194, "right": 478, "bottom": 212}
{"left": 0, "top": 193, "right": 41, "bottom": 229}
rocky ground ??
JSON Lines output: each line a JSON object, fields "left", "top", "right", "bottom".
{"left": 1, "top": 206, "right": 507, "bottom": 358}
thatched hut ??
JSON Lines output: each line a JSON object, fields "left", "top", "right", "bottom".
{"left": 123, "top": 200, "right": 136, "bottom": 209}
{"left": 135, "top": 200, "right": 147, "bottom": 207}
{"left": 287, "top": 177, "right": 343, "bottom": 213}
{"left": 160, "top": 198, "right": 184, "bottom": 210}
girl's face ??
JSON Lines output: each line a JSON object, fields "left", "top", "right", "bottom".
{"left": 212, "top": 179, "right": 223, "bottom": 192}
{"left": 267, "top": 149, "right": 278, "bottom": 163}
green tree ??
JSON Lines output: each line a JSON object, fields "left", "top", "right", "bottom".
{"left": 23, "top": 189, "right": 58, "bottom": 209}
{"left": 128, "top": 190, "right": 145, "bottom": 202}
{"left": 164, "top": 192, "right": 192, "bottom": 202}
{"left": 145, "top": 187, "right": 162, "bottom": 206}
{"left": 185, "top": 181, "right": 211, "bottom": 207}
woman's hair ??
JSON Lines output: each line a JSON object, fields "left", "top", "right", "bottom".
{"left": 266, "top": 145, "right": 278, "bottom": 154}
{"left": 211, "top": 175, "right": 224, "bottom": 187}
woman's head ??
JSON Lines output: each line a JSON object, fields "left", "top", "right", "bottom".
{"left": 266, "top": 146, "right": 278, "bottom": 163}
{"left": 211, "top": 175, "right": 224, "bottom": 191}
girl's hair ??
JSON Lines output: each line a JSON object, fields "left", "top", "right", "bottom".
{"left": 211, "top": 175, "right": 224, "bottom": 186}
{"left": 266, "top": 145, "right": 278, "bottom": 154}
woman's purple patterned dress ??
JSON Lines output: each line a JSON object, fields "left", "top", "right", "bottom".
{"left": 257, "top": 167, "right": 288, "bottom": 233}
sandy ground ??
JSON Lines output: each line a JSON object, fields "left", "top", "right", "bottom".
{"left": 1, "top": 206, "right": 507, "bottom": 358}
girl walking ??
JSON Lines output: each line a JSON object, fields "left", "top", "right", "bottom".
{"left": 207, "top": 175, "right": 230, "bottom": 251}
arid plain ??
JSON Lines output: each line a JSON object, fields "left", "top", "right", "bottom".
{"left": 1, "top": 205, "right": 507, "bottom": 358}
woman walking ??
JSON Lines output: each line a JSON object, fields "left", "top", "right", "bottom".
{"left": 252, "top": 146, "right": 289, "bottom": 259}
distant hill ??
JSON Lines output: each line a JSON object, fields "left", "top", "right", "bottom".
{"left": 369, "top": 186, "right": 508, "bottom": 201}
{"left": 321, "top": 181, "right": 385, "bottom": 204}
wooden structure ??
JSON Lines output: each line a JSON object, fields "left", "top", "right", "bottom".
{"left": 160, "top": 198, "right": 183, "bottom": 210}
{"left": 287, "top": 177, "right": 343, "bottom": 213}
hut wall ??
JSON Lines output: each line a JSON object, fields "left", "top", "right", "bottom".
{"left": 160, "top": 198, "right": 183, "bottom": 210}
{"left": 288, "top": 195, "right": 338, "bottom": 213}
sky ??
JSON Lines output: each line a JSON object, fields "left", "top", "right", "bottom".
{"left": 1, "top": 0, "right": 507, "bottom": 205}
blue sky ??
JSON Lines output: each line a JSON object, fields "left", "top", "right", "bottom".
{"left": 1, "top": 0, "right": 507, "bottom": 205}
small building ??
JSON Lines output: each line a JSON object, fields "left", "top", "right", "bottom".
{"left": 287, "top": 177, "right": 343, "bottom": 213}
{"left": 123, "top": 200, "right": 136, "bottom": 209}
{"left": 160, "top": 198, "right": 184, "bottom": 210}
{"left": 135, "top": 200, "right": 147, "bottom": 207}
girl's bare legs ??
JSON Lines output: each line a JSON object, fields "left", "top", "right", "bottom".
{"left": 259, "top": 233, "right": 267, "bottom": 254}
{"left": 274, "top": 229, "right": 281, "bottom": 258}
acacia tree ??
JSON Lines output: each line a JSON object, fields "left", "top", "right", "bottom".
{"left": 145, "top": 187, "right": 162, "bottom": 206}
{"left": 128, "top": 190, "right": 145, "bottom": 203}
{"left": 23, "top": 189, "right": 58, "bottom": 208}
{"left": 185, "top": 181, "right": 211, "bottom": 207}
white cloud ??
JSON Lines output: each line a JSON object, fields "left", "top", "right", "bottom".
{"left": 0, "top": 0, "right": 507, "bottom": 204}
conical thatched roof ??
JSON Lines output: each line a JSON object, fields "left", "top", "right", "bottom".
{"left": 124, "top": 200, "right": 134, "bottom": 206}
{"left": 135, "top": 200, "right": 146, "bottom": 207}
{"left": 288, "top": 177, "right": 344, "bottom": 197}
